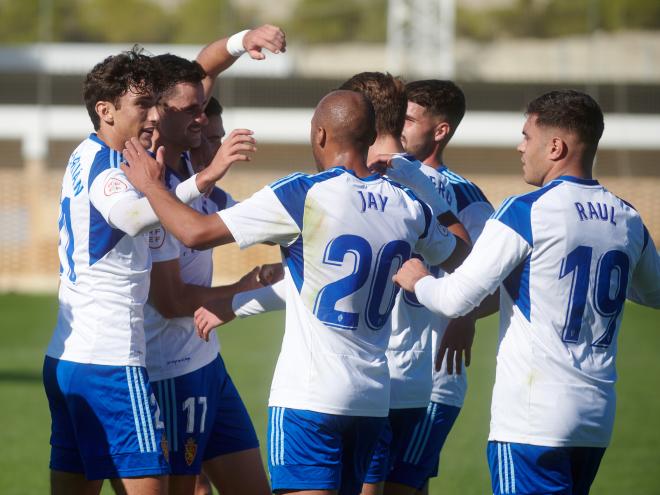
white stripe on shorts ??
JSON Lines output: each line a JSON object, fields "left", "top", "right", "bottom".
{"left": 126, "top": 367, "right": 145, "bottom": 453}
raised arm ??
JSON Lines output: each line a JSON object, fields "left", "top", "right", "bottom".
{"left": 196, "top": 24, "right": 286, "bottom": 99}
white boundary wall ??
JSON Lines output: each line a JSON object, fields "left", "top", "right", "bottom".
{"left": 1, "top": 105, "right": 659, "bottom": 161}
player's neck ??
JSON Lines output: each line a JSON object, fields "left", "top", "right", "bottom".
{"left": 154, "top": 139, "right": 188, "bottom": 177}
{"left": 543, "top": 161, "right": 593, "bottom": 185}
{"left": 367, "top": 134, "right": 404, "bottom": 163}
{"left": 96, "top": 128, "right": 127, "bottom": 153}
{"left": 422, "top": 144, "right": 445, "bottom": 169}
{"left": 367, "top": 134, "right": 405, "bottom": 155}
{"left": 325, "top": 149, "right": 371, "bottom": 178}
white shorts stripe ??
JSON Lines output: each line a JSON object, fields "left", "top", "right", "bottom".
{"left": 269, "top": 408, "right": 276, "bottom": 466}
{"left": 507, "top": 443, "right": 516, "bottom": 493}
{"left": 497, "top": 442, "right": 504, "bottom": 494}
{"left": 278, "top": 407, "right": 285, "bottom": 465}
{"left": 126, "top": 367, "right": 145, "bottom": 453}
{"left": 136, "top": 367, "right": 157, "bottom": 452}
{"left": 131, "top": 367, "right": 151, "bottom": 453}
{"left": 502, "top": 442, "right": 510, "bottom": 493}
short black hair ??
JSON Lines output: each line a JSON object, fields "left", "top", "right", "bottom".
{"left": 83, "top": 46, "right": 165, "bottom": 130}
{"left": 205, "top": 96, "right": 223, "bottom": 117}
{"left": 405, "top": 80, "right": 466, "bottom": 132}
{"left": 339, "top": 72, "right": 407, "bottom": 137}
{"left": 526, "top": 90, "right": 604, "bottom": 152}
{"left": 154, "top": 53, "right": 206, "bottom": 99}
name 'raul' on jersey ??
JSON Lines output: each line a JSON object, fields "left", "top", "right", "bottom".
{"left": 218, "top": 166, "right": 457, "bottom": 416}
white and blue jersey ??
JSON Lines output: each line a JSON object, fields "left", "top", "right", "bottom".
{"left": 219, "top": 166, "right": 457, "bottom": 417}
{"left": 386, "top": 159, "right": 493, "bottom": 409}
{"left": 385, "top": 159, "right": 456, "bottom": 409}
{"left": 414, "top": 175, "right": 660, "bottom": 447}
{"left": 47, "top": 133, "right": 151, "bottom": 366}
{"left": 430, "top": 165, "right": 493, "bottom": 408}
{"left": 144, "top": 154, "right": 237, "bottom": 382}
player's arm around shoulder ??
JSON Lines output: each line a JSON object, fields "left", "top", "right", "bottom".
{"left": 397, "top": 217, "right": 531, "bottom": 318}
{"left": 121, "top": 134, "right": 255, "bottom": 250}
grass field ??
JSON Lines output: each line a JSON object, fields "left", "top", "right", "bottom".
{"left": 0, "top": 293, "right": 658, "bottom": 494}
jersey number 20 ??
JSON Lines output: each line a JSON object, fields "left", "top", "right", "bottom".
{"left": 313, "top": 234, "right": 411, "bottom": 331}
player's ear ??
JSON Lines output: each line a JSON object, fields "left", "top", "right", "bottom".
{"left": 96, "top": 101, "right": 115, "bottom": 126}
{"left": 314, "top": 126, "right": 326, "bottom": 149}
{"left": 434, "top": 121, "right": 450, "bottom": 143}
{"left": 549, "top": 136, "right": 568, "bottom": 161}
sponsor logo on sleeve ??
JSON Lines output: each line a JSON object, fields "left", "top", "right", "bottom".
{"left": 104, "top": 177, "right": 129, "bottom": 196}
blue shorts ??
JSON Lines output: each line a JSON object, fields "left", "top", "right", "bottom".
{"left": 487, "top": 441, "right": 606, "bottom": 495}
{"left": 365, "top": 402, "right": 461, "bottom": 489}
{"left": 364, "top": 407, "right": 425, "bottom": 484}
{"left": 43, "top": 356, "right": 169, "bottom": 480}
{"left": 152, "top": 355, "right": 259, "bottom": 475}
{"left": 268, "top": 407, "right": 386, "bottom": 495}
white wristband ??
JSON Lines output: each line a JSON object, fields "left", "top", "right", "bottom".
{"left": 174, "top": 173, "right": 203, "bottom": 204}
{"left": 232, "top": 280, "right": 286, "bottom": 317}
{"left": 226, "top": 30, "right": 249, "bottom": 57}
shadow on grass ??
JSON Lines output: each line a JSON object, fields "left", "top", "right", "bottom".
{"left": 0, "top": 370, "right": 42, "bottom": 383}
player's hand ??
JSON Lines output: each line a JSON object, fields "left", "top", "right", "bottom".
{"left": 258, "top": 263, "right": 284, "bottom": 286}
{"left": 435, "top": 315, "right": 475, "bottom": 374}
{"left": 120, "top": 138, "right": 165, "bottom": 193}
{"left": 236, "top": 266, "right": 263, "bottom": 293}
{"left": 194, "top": 298, "right": 236, "bottom": 341}
{"left": 196, "top": 129, "right": 256, "bottom": 190}
{"left": 367, "top": 153, "right": 395, "bottom": 175}
{"left": 393, "top": 258, "right": 431, "bottom": 292}
{"left": 243, "top": 24, "right": 286, "bottom": 60}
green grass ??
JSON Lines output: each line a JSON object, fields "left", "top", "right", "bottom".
{"left": 0, "top": 294, "right": 659, "bottom": 493}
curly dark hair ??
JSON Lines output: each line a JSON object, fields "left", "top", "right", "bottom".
{"left": 155, "top": 53, "right": 206, "bottom": 100}
{"left": 339, "top": 72, "right": 407, "bottom": 137}
{"left": 405, "top": 80, "right": 466, "bottom": 134}
{"left": 526, "top": 90, "right": 604, "bottom": 152}
{"left": 83, "top": 46, "right": 165, "bottom": 130}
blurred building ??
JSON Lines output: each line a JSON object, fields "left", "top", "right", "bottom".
{"left": 1, "top": 27, "right": 659, "bottom": 291}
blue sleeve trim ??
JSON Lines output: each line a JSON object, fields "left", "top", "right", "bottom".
{"left": 492, "top": 181, "right": 562, "bottom": 247}
{"left": 642, "top": 225, "right": 650, "bottom": 251}
{"left": 88, "top": 204, "right": 125, "bottom": 265}
{"left": 503, "top": 255, "right": 532, "bottom": 321}
{"left": 269, "top": 168, "right": 344, "bottom": 230}
{"left": 281, "top": 236, "right": 304, "bottom": 293}
{"left": 87, "top": 147, "right": 113, "bottom": 189}
{"left": 208, "top": 187, "right": 229, "bottom": 211}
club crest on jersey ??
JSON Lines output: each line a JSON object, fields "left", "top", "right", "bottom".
{"left": 147, "top": 227, "right": 166, "bottom": 249}
{"left": 357, "top": 191, "right": 388, "bottom": 212}
{"left": 184, "top": 437, "right": 197, "bottom": 466}
{"left": 104, "top": 177, "right": 129, "bottom": 196}
{"left": 160, "top": 433, "right": 169, "bottom": 462}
